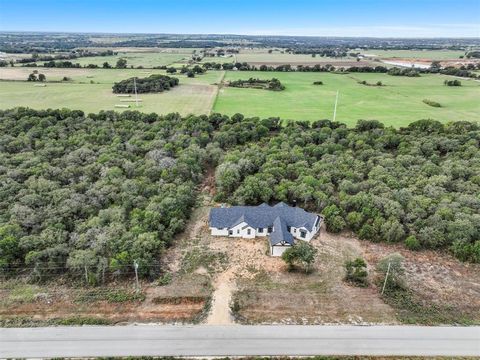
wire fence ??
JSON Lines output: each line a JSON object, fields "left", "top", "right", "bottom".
{"left": 0, "top": 262, "right": 164, "bottom": 286}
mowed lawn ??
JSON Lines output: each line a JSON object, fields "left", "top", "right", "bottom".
{"left": 0, "top": 68, "right": 224, "bottom": 116}
{"left": 214, "top": 71, "right": 480, "bottom": 127}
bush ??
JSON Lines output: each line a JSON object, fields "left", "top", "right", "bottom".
{"left": 377, "top": 253, "right": 406, "bottom": 292}
{"left": 313, "top": 81, "right": 323, "bottom": 85}
{"left": 423, "top": 99, "right": 441, "bottom": 107}
{"left": 405, "top": 235, "right": 420, "bottom": 250}
{"left": 156, "top": 272, "right": 173, "bottom": 286}
{"left": 345, "top": 257, "right": 368, "bottom": 287}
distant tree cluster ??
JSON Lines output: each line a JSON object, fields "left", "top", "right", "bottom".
{"left": 43, "top": 60, "right": 82, "bottom": 68}
{"left": 112, "top": 75, "right": 179, "bottom": 94}
{"left": 228, "top": 78, "right": 285, "bottom": 91}
{"left": 444, "top": 79, "right": 462, "bottom": 86}
{"left": 388, "top": 67, "right": 420, "bottom": 77}
{"left": 27, "top": 71, "right": 46, "bottom": 82}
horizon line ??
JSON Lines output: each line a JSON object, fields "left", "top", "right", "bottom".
{"left": 0, "top": 30, "right": 479, "bottom": 40}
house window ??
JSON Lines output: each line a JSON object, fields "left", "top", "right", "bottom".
{"left": 247, "top": 229, "right": 251, "bottom": 235}
{"left": 268, "top": 227, "right": 273, "bottom": 233}
{"left": 293, "top": 228, "right": 296, "bottom": 233}
{"left": 300, "top": 230, "right": 306, "bottom": 238}
{"left": 258, "top": 228, "right": 264, "bottom": 233}
{"left": 237, "top": 229, "right": 240, "bottom": 234}
{"left": 228, "top": 230, "right": 233, "bottom": 236}
{"left": 287, "top": 226, "right": 291, "bottom": 232}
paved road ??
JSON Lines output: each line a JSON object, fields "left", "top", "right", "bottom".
{"left": 1, "top": 325, "right": 479, "bottom": 358}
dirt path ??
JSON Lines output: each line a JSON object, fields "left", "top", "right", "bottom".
{"left": 205, "top": 268, "right": 236, "bottom": 325}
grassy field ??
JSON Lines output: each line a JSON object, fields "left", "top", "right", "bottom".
{"left": 44, "top": 51, "right": 193, "bottom": 68}
{"left": 360, "top": 49, "right": 467, "bottom": 59}
{"left": 0, "top": 67, "right": 223, "bottom": 115}
{"left": 235, "top": 52, "right": 366, "bottom": 65}
{"left": 214, "top": 71, "right": 480, "bottom": 127}
{"left": 1, "top": 67, "right": 479, "bottom": 127}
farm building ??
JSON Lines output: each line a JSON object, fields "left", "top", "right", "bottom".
{"left": 209, "top": 202, "right": 322, "bottom": 256}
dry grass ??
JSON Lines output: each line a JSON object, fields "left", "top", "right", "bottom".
{"left": 231, "top": 228, "right": 396, "bottom": 324}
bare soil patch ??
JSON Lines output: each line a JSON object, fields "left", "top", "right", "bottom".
{"left": 362, "top": 240, "right": 480, "bottom": 324}
{"left": 231, "top": 227, "right": 396, "bottom": 325}
{"left": 0, "top": 274, "right": 210, "bottom": 325}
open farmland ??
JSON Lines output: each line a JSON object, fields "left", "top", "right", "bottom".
{"left": 360, "top": 49, "right": 468, "bottom": 60}
{"left": 214, "top": 71, "right": 480, "bottom": 127}
{"left": 1, "top": 66, "right": 479, "bottom": 127}
{"left": 236, "top": 50, "right": 376, "bottom": 67}
{"left": 73, "top": 51, "right": 193, "bottom": 68}
{"left": 0, "top": 67, "right": 223, "bottom": 115}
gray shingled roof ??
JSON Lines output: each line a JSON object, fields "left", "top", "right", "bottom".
{"left": 209, "top": 202, "right": 319, "bottom": 245}
{"left": 270, "top": 216, "right": 294, "bottom": 246}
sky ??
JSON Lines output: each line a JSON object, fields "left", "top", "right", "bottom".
{"left": 0, "top": 0, "right": 479, "bottom": 38}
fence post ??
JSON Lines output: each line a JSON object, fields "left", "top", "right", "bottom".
{"left": 134, "top": 260, "right": 139, "bottom": 291}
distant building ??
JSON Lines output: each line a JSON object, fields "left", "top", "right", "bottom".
{"left": 208, "top": 202, "right": 322, "bottom": 256}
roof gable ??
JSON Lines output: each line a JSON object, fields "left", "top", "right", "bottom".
{"left": 209, "top": 202, "right": 319, "bottom": 232}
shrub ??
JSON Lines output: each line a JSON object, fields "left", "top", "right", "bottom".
{"left": 345, "top": 257, "right": 368, "bottom": 287}
{"left": 156, "top": 272, "right": 173, "bottom": 286}
{"left": 377, "top": 253, "right": 406, "bottom": 292}
{"left": 313, "top": 81, "right": 323, "bottom": 85}
{"left": 423, "top": 99, "right": 441, "bottom": 107}
{"left": 405, "top": 235, "right": 420, "bottom": 250}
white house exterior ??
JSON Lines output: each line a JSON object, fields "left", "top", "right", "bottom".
{"left": 209, "top": 202, "right": 322, "bottom": 256}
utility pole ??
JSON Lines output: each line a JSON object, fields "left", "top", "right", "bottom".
{"left": 381, "top": 262, "right": 391, "bottom": 295}
{"left": 133, "top": 260, "right": 139, "bottom": 291}
{"left": 133, "top": 77, "right": 139, "bottom": 107}
{"left": 333, "top": 90, "right": 339, "bottom": 122}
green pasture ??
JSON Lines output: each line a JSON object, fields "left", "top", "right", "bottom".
{"left": 32, "top": 51, "right": 194, "bottom": 68}
{"left": 1, "top": 67, "right": 479, "bottom": 127}
{"left": 213, "top": 71, "right": 480, "bottom": 127}
{"left": 0, "top": 68, "right": 224, "bottom": 116}
{"left": 235, "top": 52, "right": 357, "bottom": 64}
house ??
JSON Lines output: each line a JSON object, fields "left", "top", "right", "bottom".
{"left": 208, "top": 202, "right": 322, "bottom": 256}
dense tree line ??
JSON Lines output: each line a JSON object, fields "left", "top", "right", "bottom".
{"left": 214, "top": 117, "right": 480, "bottom": 263}
{"left": 112, "top": 75, "right": 179, "bottom": 94}
{"left": 201, "top": 61, "right": 479, "bottom": 79}
{"left": 15, "top": 50, "right": 116, "bottom": 64}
